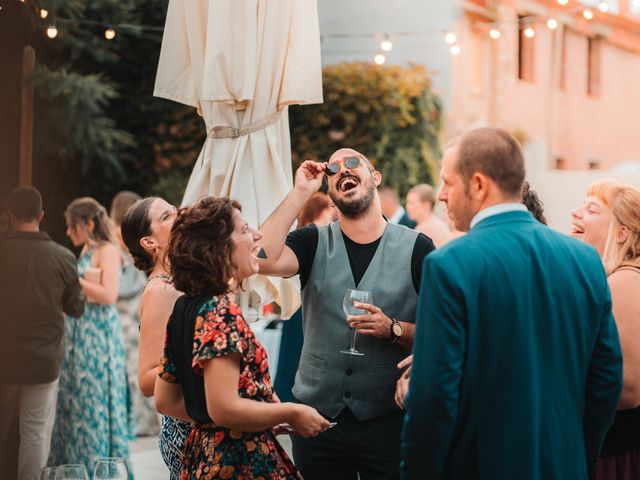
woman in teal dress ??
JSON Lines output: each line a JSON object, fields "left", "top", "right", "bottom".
{"left": 48, "top": 197, "right": 133, "bottom": 475}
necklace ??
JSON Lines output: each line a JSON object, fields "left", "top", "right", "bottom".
{"left": 144, "top": 272, "right": 171, "bottom": 290}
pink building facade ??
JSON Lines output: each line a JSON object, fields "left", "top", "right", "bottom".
{"left": 450, "top": 0, "right": 640, "bottom": 170}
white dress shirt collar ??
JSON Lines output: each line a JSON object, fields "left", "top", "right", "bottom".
{"left": 470, "top": 203, "right": 527, "bottom": 229}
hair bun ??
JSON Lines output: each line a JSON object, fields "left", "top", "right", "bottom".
{"left": 131, "top": 250, "right": 154, "bottom": 274}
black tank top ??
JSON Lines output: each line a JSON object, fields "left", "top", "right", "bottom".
{"left": 167, "top": 293, "right": 215, "bottom": 424}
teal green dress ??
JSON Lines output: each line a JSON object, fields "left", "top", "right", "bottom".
{"left": 48, "top": 248, "right": 133, "bottom": 475}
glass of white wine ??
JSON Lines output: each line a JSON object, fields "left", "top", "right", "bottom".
{"left": 93, "top": 457, "right": 129, "bottom": 480}
{"left": 53, "top": 464, "right": 88, "bottom": 480}
{"left": 40, "top": 467, "right": 57, "bottom": 480}
{"left": 340, "top": 288, "right": 372, "bottom": 356}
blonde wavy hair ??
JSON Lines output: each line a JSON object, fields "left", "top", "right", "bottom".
{"left": 587, "top": 180, "right": 640, "bottom": 275}
{"left": 65, "top": 197, "right": 119, "bottom": 248}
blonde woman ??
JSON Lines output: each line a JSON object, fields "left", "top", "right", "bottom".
{"left": 571, "top": 180, "right": 640, "bottom": 479}
{"left": 48, "top": 197, "right": 132, "bottom": 474}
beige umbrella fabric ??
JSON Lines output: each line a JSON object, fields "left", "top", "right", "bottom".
{"left": 154, "top": 0, "right": 322, "bottom": 318}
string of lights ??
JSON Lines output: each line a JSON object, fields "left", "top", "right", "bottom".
{"left": 3, "top": 0, "right": 629, "bottom": 61}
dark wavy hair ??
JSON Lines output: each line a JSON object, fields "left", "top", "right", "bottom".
{"left": 169, "top": 197, "right": 241, "bottom": 297}
{"left": 120, "top": 197, "right": 159, "bottom": 274}
{"left": 521, "top": 181, "right": 547, "bottom": 225}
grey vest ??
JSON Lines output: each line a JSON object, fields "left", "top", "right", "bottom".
{"left": 293, "top": 221, "right": 419, "bottom": 421}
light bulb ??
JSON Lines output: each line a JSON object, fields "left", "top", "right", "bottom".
{"left": 374, "top": 53, "right": 386, "bottom": 65}
{"left": 46, "top": 25, "right": 58, "bottom": 39}
{"left": 445, "top": 32, "right": 457, "bottom": 44}
{"left": 598, "top": 1, "right": 609, "bottom": 12}
{"left": 380, "top": 38, "right": 392, "bottom": 52}
{"left": 489, "top": 28, "right": 501, "bottom": 40}
{"left": 450, "top": 45, "right": 461, "bottom": 55}
{"left": 557, "top": 0, "right": 568, "bottom": 5}
{"left": 105, "top": 28, "right": 116, "bottom": 40}
{"left": 546, "top": 18, "right": 558, "bottom": 30}
{"left": 40, "top": 8, "right": 48, "bottom": 19}
{"left": 524, "top": 27, "right": 535, "bottom": 38}
{"left": 583, "top": 9, "right": 594, "bottom": 20}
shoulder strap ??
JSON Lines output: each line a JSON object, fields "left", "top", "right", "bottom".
{"left": 616, "top": 265, "right": 640, "bottom": 274}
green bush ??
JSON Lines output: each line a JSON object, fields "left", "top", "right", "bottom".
{"left": 289, "top": 62, "right": 443, "bottom": 198}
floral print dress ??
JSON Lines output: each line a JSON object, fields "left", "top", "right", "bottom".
{"left": 159, "top": 295, "right": 302, "bottom": 480}
{"left": 48, "top": 248, "right": 133, "bottom": 475}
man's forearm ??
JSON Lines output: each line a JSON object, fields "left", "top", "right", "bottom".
{"left": 397, "top": 321, "right": 415, "bottom": 349}
{"left": 259, "top": 187, "right": 313, "bottom": 264}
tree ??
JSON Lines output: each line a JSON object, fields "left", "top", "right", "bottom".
{"left": 0, "top": 0, "right": 204, "bottom": 241}
{"left": 289, "top": 62, "right": 443, "bottom": 199}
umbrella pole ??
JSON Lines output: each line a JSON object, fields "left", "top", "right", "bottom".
{"left": 19, "top": 45, "right": 35, "bottom": 187}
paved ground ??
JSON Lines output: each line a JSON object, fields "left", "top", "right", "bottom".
{"left": 130, "top": 433, "right": 293, "bottom": 479}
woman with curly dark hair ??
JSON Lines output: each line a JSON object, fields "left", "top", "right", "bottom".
{"left": 155, "top": 196, "right": 329, "bottom": 480}
{"left": 521, "top": 181, "right": 547, "bottom": 225}
{"left": 120, "top": 197, "right": 191, "bottom": 479}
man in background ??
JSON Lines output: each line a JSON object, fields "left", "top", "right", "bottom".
{"left": 0, "top": 187, "right": 84, "bottom": 480}
{"left": 379, "top": 186, "right": 416, "bottom": 228}
{"left": 405, "top": 184, "right": 452, "bottom": 247}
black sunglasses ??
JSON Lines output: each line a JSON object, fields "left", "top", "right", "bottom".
{"left": 325, "top": 156, "right": 362, "bottom": 176}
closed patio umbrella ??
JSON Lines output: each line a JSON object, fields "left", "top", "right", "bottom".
{"left": 154, "top": 0, "right": 322, "bottom": 317}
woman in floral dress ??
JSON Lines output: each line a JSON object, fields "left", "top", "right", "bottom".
{"left": 48, "top": 197, "right": 132, "bottom": 474}
{"left": 155, "top": 197, "right": 329, "bottom": 479}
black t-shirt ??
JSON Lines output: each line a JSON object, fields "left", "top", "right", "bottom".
{"left": 285, "top": 224, "right": 436, "bottom": 293}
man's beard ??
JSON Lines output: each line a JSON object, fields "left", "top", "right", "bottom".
{"left": 329, "top": 179, "right": 376, "bottom": 219}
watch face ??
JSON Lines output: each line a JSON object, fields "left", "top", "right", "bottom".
{"left": 392, "top": 322, "right": 403, "bottom": 337}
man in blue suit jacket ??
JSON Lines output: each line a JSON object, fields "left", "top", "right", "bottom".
{"left": 401, "top": 128, "right": 623, "bottom": 479}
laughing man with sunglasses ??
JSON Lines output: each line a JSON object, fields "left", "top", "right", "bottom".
{"left": 259, "top": 148, "right": 435, "bottom": 480}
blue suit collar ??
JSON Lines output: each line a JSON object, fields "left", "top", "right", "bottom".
{"left": 471, "top": 210, "right": 535, "bottom": 230}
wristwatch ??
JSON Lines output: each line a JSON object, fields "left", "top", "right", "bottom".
{"left": 389, "top": 319, "right": 403, "bottom": 343}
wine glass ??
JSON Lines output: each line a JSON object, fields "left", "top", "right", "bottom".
{"left": 54, "top": 464, "right": 89, "bottom": 480}
{"left": 40, "top": 467, "right": 57, "bottom": 480}
{"left": 340, "top": 288, "right": 372, "bottom": 356}
{"left": 93, "top": 458, "right": 129, "bottom": 480}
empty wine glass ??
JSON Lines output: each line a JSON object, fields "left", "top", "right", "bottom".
{"left": 340, "top": 288, "right": 372, "bottom": 356}
{"left": 40, "top": 467, "right": 57, "bottom": 480}
{"left": 93, "top": 457, "right": 128, "bottom": 480}
{"left": 54, "top": 464, "right": 89, "bottom": 480}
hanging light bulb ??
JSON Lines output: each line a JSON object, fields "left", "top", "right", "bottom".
{"left": 40, "top": 8, "right": 48, "bottom": 19}
{"left": 445, "top": 32, "right": 457, "bottom": 44}
{"left": 374, "top": 53, "right": 386, "bottom": 65}
{"left": 489, "top": 28, "right": 501, "bottom": 40}
{"left": 557, "top": 0, "right": 569, "bottom": 5}
{"left": 380, "top": 36, "right": 393, "bottom": 52}
{"left": 450, "top": 44, "right": 461, "bottom": 55}
{"left": 598, "top": 1, "right": 609, "bottom": 12}
{"left": 583, "top": 9, "right": 594, "bottom": 20}
{"left": 546, "top": 18, "right": 559, "bottom": 30}
{"left": 46, "top": 24, "right": 58, "bottom": 39}
{"left": 524, "top": 27, "right": 535, "bottom": 38}
{"left": 104, "top": 28, "right": 116, "bottom": 40}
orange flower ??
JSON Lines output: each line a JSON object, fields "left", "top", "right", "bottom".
{"left": 205, "top": 464, "right": 220, "bottom": 478}
{"left": 230, "top": 429, "right": 243, "bottom": 440}
{"left": 246, "top": 441, "right": 256, "bottom": 452}
{"left": 219, "top": 465, "right": 235, "bottom": 479}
